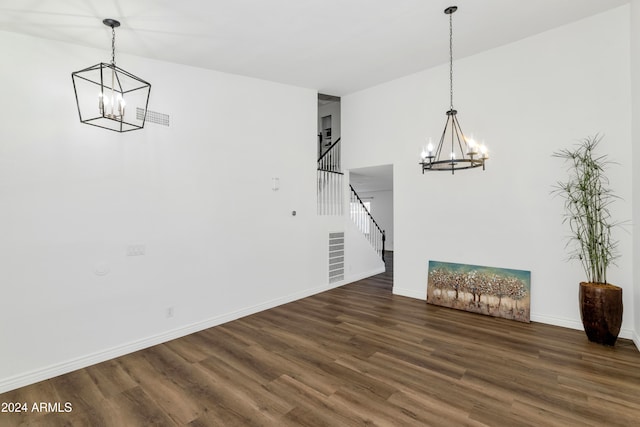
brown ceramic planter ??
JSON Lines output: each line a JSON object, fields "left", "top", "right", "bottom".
{"left": 579, "top": 282, "right": 623, "bottom": 346}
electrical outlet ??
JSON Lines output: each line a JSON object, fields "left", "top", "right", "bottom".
{"left": 126, "top": 244, "right": 146, "bottom": 256}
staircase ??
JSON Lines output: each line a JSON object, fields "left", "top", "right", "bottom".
{"left": 317, "top": 137, "right": 385, "bottom": 261}
{"left": 349, "top": 184, "right": 385, "bottom": 261}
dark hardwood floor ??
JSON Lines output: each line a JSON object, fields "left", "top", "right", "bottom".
{"left": 2, "top": 251, "right": 640, "bottom": 426}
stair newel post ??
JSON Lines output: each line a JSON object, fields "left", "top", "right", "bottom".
{"left": 382, "top": 230, "right": 386, "bottom": 261}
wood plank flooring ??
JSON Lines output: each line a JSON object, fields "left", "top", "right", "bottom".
{"left": 2, "top": 251, "right": 640, "bottom": 426}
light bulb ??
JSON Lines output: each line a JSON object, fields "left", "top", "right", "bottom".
{"left": 480, "top": 143, "right": 488, "bottom": 159}
{"left": 117, "top": 95, "right": 126, "bottom": 117}
{"left": 98, "top": 93, "right": 105, "bottom": 114}
{"left": 427, "top": 142, "right": 434, "bottom": 154}
{"left": 466, "top": 136, "right": 477, "bottom": 154}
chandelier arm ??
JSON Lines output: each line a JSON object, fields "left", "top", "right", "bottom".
{"left": 423, "top": 159, "right": 482, "bottom": 171}
{"left": 450, "top": 114, "right": 455, "bottom": 160}
{"left": 435, "top": 114, "right": 450, "bottom": 161}
{"left": 451, "top": 115, "right": 467, "bottom": 158}
{"left": 110, "top": 63, "right": 153, "bottom": 86}
{"left": 71, "top": 70, "right": 101, "bottom": 86}
{"left": 99, "top": 65, "right": 104, "bottom": 111}
{"left": 112, "top": 65, "right": 123, "bottom": 92}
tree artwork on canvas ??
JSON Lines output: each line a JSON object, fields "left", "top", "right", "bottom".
{"left": 427, "top": 260, "right": 531, "bottom": 323}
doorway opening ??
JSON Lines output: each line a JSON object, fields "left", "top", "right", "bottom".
{"left": 317, "top": 93, "right": 340, "bottom": 159}
{"left": 349, "top": 164, "right": 394, "bottom": 266}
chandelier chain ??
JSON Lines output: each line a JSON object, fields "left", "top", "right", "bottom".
{"left": 111, "top": 25, "right": 116, "bottom": 66}
{"left": 449, "top": 12, "right": 453, "bottom": 110}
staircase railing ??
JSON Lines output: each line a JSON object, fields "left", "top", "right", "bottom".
{"left": 349, "top": 184, "right": 385, "bottom": 261}
{"left": 317, "top": 137, "right": 343, "bottom": 215}
{"left": 318, "top": 137, "right": 341, "bottom": 173}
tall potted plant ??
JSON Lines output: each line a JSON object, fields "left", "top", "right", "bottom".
{"left": 553, "top": 134, "right": 623, "bottom": 346}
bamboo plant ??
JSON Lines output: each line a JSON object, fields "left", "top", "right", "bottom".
{"left": 552, "top": 135, "right": 620, "bottom": 284}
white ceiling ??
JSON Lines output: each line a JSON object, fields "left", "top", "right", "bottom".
{"left": 0, "top": 0, "right": 629, "bottom": 95}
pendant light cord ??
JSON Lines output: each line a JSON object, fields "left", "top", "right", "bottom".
{"left": 449, "top": 11, "right": 453, "bottom": 110}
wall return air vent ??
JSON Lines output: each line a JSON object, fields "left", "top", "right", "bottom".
{"left": 329, "top": 232, "right": 344, "bottom": 283}
{"left": 137, "top": 108, "right": 170, "bottom": 127}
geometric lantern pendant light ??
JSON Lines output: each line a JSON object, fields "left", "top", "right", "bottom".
{"left": 72, "top": 19, "right": 151, "bottom": 132}
{"left": 420, "top": 6, "right": 488, "bottom": 174}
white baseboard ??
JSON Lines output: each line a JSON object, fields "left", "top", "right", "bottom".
{"left": 0, "top": 280, "right": 347, "bottom": 394}
{"left": 529, "top": 313, "right": 584, "bottom": 331}
{"left": 609, "top": 325, "right": 635, "bottom": 341}
{"left": 392, "top": 287, "right": 426, "bottom": 300}
{"left": 531, "top": 313, "right": 636, "bottom": 343}
{"left": 392, "top": 293, "right": 639, "bottom": 351}
{"left": 344, "top": 266, "right": 385, "bottom": 284}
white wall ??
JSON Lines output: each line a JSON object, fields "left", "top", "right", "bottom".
{"left": 343, "top": 6, "right": 635, "bottom": 339}
{"left": 357, "top": 190, "right": 394, "bottom": 251}
{"left": 0, "top": 31, "right": 355, "bottom": 392}
{"left": 345, "top": 220, "right": 386, "bottom": 282}
{"left": 631, "top": 0, "right": 640, "bottom": 348}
